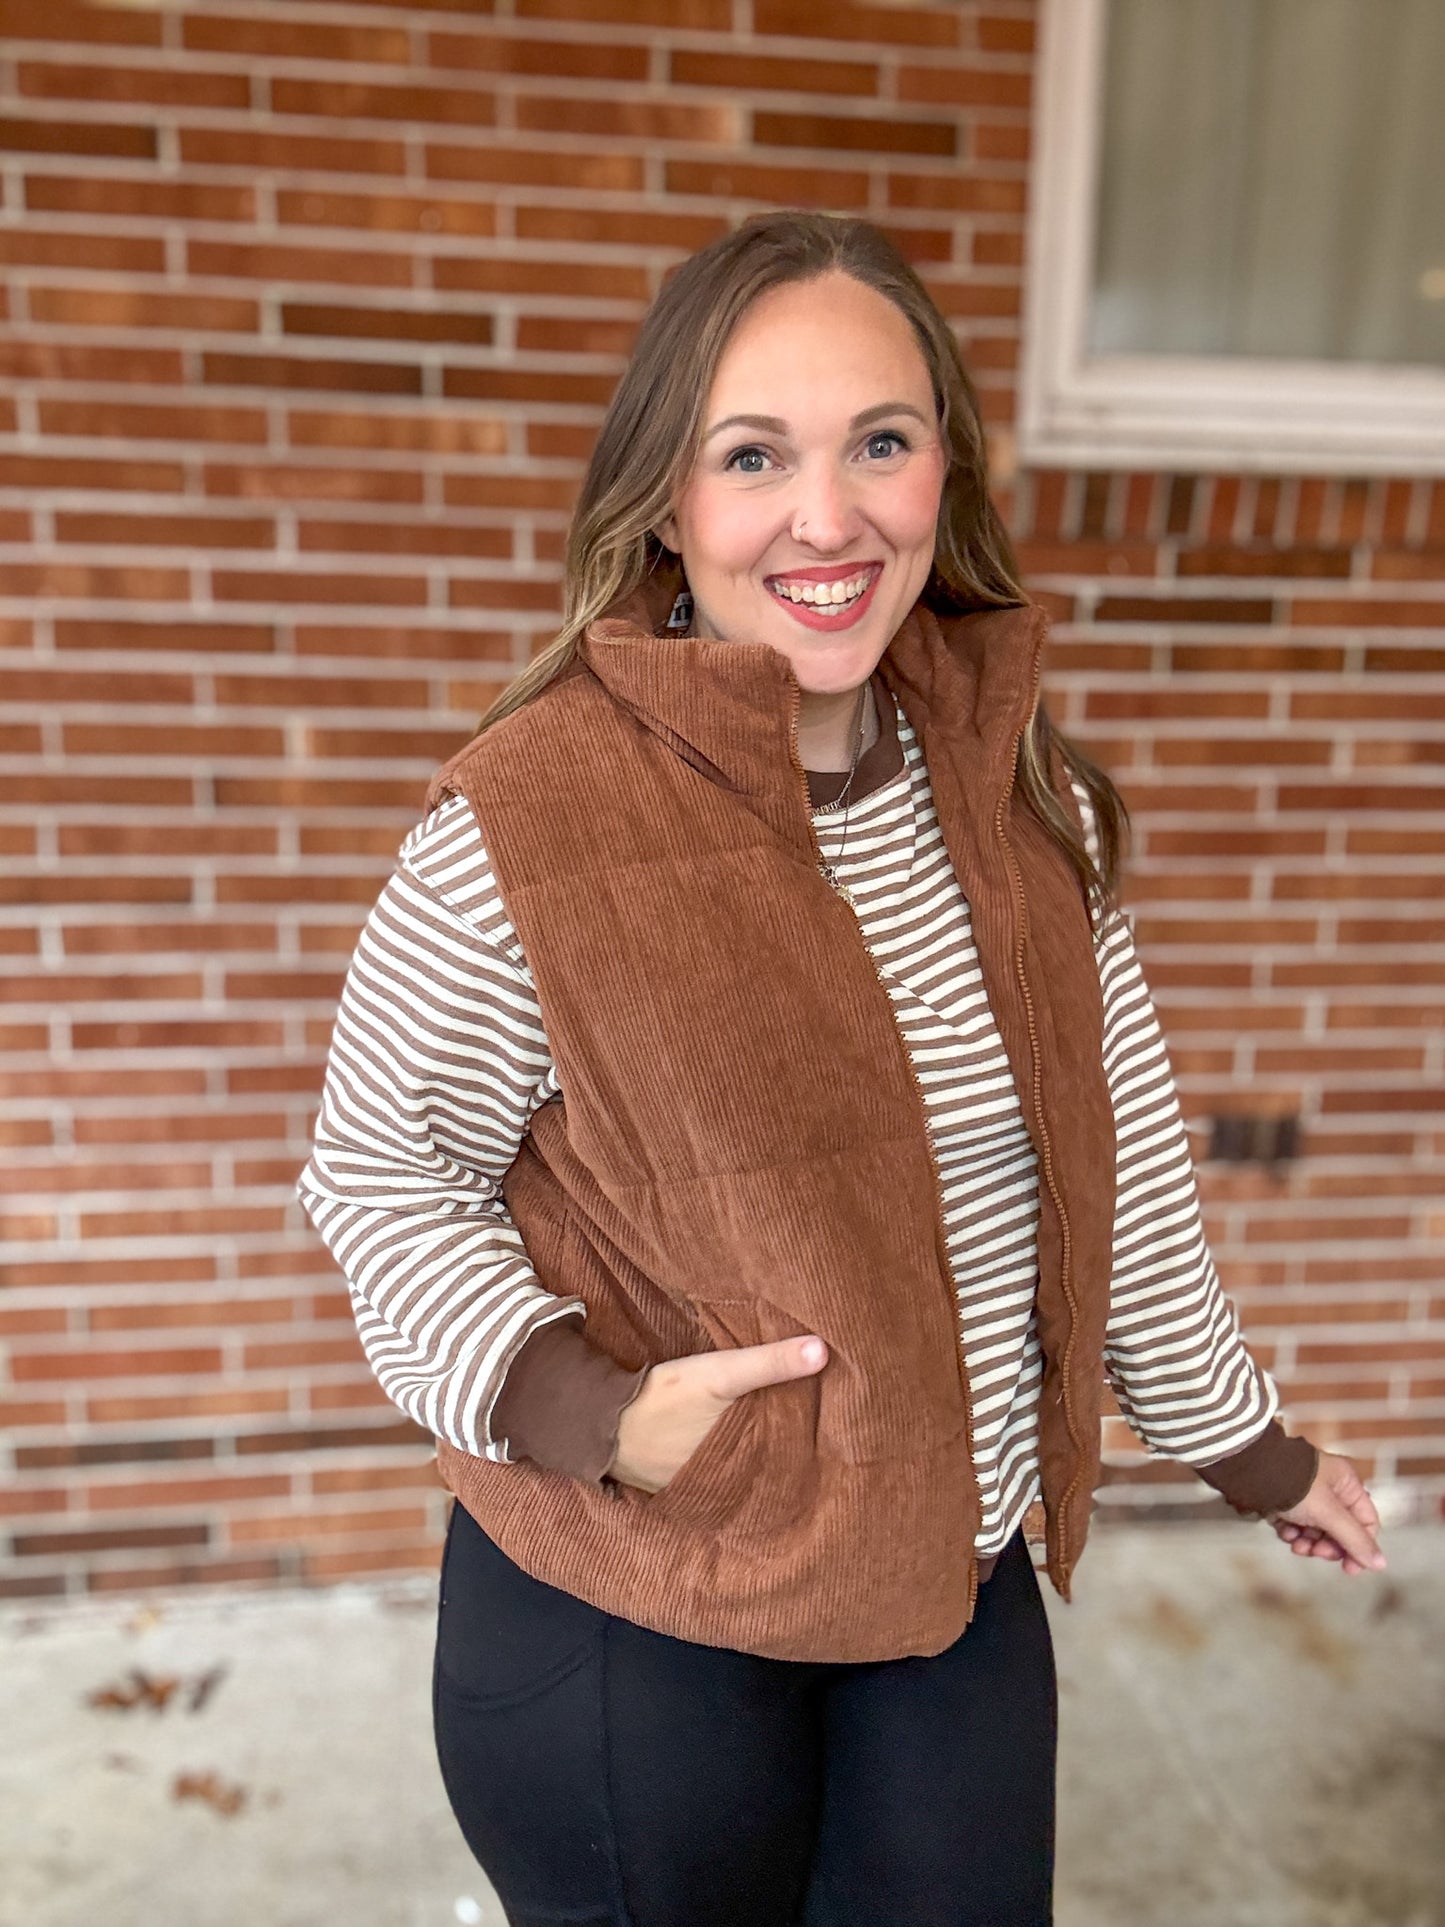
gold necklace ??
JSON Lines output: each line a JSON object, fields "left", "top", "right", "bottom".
{"left": 815, "top": 681, "right": 869, "bottom": 911}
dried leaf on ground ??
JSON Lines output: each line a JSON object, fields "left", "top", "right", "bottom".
{"left": 85, "top": 1667, "right": 181, "bottom": 1713}
{"left": 186, "top": 1663, "right": 228, "bottom": 1712}
{"left": 172, "top": 1769, "right": 247, "bottom": 1817}
{"left": 85, "top": 1662, "right": 229, "bottom": 1715}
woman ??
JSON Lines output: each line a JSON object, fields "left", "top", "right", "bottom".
{"left": 298, "top": 212, "right": 1385, "bottom": 1926}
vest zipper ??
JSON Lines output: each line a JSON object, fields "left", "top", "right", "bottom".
{"left": 785, "top": 680, "right": 983, "bottom": 1629}
{"left": 994, "top": 681, "right": 1085, "bottom": 1596}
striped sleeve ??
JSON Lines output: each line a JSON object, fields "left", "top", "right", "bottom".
{"left": 1071, "top": 781, "right": 1283, "bottom": 1465}
{"left": 295, "top": 795, "right": 583, "bottom": 1461}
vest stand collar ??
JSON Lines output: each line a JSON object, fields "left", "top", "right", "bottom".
{"left": 577, "top": 561, "right": 1050, "bottom": 802}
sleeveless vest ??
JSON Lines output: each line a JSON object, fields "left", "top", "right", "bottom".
{"left": 423, "top": 586, "right": 1116, "bottom": 1662}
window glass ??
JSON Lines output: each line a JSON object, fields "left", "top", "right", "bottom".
{"left": 1090, "top": 0, "right": 1445, "bottom": 365}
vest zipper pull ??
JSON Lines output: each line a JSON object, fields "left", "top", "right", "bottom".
{"left": 820, "top": 862, "right": 858, "bottom": 911}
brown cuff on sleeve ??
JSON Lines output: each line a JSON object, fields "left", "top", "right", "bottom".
{"left": 489, "top": 1318, "right": 649, "bottom": 1485}
{"left": 1192, "top": 1418, "right": 1320, "bottom": 1519}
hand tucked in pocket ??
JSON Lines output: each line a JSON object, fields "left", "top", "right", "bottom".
{"left": 607, "top": 1335, "right": 828, "bottom": 1494}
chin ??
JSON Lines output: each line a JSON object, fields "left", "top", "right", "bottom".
{"left": 789, "top": 647, "right": 883, "bottom": 693}
{"left": 745, "top": 584, "right": 906, "bottom": 684}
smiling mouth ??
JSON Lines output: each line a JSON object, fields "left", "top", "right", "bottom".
{"left": 766, "top": 564, "right": 881, "bottom": 614}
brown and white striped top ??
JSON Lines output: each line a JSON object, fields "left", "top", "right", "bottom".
{"left": 298, "top": 686, "right": 1283, "bottom": 1559}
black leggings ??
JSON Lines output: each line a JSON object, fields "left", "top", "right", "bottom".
{"left": 432, "top": 1500, "right": 1057, "bottom": 1927}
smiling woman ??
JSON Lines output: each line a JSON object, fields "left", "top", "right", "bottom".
{"left": 475, "top": 209, "right": 1125, "bottom": 913}
{"left": 298, "top": 209, "right": 1384, "bottom": 1927}
{"left": 656, "top": 272, "right": 947, "bottom": 766}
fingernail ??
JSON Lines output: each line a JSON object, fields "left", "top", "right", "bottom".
{"left": 800, "top": 1339, "right": 824, "bottom": 1367}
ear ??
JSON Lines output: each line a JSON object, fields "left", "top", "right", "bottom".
{"left": 652, "top": 513, "right": 680, "bottom": 554}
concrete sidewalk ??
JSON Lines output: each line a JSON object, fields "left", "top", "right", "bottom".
{"left": 2, "top": 1521, "right": 1441, "bottom": 1927}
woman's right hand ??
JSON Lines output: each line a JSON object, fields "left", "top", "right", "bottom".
{"left": 608, "top": 1335, "right": 828, "bottom": 1494}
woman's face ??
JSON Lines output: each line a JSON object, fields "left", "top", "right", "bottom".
{"left": 657, "top": 270, "right": 949, "bottom": 696}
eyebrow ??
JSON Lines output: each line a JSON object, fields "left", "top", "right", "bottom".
{"left": 702, "top": 401, "right": 933, "bottom": 442}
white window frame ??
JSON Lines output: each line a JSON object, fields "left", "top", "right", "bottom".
{"left": 1019, "top": 0, "right": 1445, "bottom": 474}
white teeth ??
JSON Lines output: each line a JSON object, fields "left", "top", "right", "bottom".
{"left": 770, "top": 569, "right": 873, "bottom": 610}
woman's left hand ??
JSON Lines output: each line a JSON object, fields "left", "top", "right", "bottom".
{"left": 1267, "top": 1449, "right": 1387, "bottom": 1575}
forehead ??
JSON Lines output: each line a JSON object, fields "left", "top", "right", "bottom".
{"left": 707, "top": 272, "right": 934, "bottom": 418}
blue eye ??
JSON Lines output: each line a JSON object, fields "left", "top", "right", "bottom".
{"left": 725, "top": 446, "right": 771, "bottom": 473}
{"left": 864, "top": 431, "right": 908, "bottom": 459}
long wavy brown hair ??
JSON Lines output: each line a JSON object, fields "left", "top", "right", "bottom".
{"left": 472, "top": 209, "right": 1129, "bottom": 924}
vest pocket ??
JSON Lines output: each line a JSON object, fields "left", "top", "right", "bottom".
{"left": 643, "top": 1387, "right": 760, "bottom": 1528}
{"left": 614, "top": 1296, "right": 823, "bottom": 1536}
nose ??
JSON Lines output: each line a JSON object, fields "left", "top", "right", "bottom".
{"left": 788, "top": 464, "right": 862, "bottom": 554}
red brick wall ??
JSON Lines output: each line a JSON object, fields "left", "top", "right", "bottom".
{"left": 1021, "top": 471, "right": 1445, "bottom": 1525}
{"left": 2, "top": 0, "right": 1440, "bottom": 1598}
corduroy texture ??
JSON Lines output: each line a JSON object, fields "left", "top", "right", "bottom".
{"left": 423, "top": 583, "right": 1116, "bottom": 1662}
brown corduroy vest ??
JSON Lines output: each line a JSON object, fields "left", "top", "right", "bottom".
{"left": 423, "top": 588, "right": 1117, "bottom": 1662}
